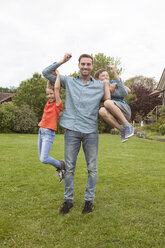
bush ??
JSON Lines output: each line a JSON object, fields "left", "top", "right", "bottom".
{"left": 0, "top": 102, "right": 38, "bottom": 133}
{"left": 110, "top": 128, "right": 120, "bottom": 135}
{"left": 13, "top": 105, "right": 38, "bottom": 133}
{"left": 0, "top": 102, "right": 16, "bottom": 132}
{"left": 159, "top": 124, "right": 165, "bottom": 135}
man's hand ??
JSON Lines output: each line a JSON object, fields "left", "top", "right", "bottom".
{"left": 63, "top": 53, "right": 72, "bottom": 63}
{"left": 58, "top": 53, "right": 72, "bottom": 65}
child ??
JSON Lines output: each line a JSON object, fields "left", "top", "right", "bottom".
{"left": 94, "top": 66, "right": 134, "bottom": 143}
{"left": 38, "top": 70, "right": 65, "bottom": 183}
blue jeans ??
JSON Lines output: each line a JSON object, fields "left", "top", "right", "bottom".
{"left": 38, "top": 128, "right": 61, "bottom": 168}
{"left": 64, "top": 129, "right": 98, "bottom": 203}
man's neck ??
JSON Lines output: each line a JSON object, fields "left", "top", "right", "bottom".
{"left": 80, "top": 75, "right": 91, "bottom": 85}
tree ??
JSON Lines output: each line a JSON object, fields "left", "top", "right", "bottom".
{"left": 0, "top": 86, "right": 17, "bottom": 93}
{"left": 125, "top": 76, "right": 162, "bottom": 121}
{"left": 91, "top": 53, "right": 122, "bottom": 79}
{"left": 13, "top": 73, "right": 47, "bottom": 121}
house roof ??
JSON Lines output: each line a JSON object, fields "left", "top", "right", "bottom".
{"left": 150, "top": 68, "right": 165, "bottom": 96}
{"left": 0, "top": 92, "right": 14, "bottom": 103}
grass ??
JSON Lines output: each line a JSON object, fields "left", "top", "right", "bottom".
{"left": 0, "top": 133, "right": 165, "bottom": 248}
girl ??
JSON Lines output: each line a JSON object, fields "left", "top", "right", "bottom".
{"left": 38, "top": 70, "right": 65, "bottom": 183}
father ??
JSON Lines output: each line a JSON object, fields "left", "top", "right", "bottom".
{"left": 42, "top": 53, "right": 107, "bottom": 214}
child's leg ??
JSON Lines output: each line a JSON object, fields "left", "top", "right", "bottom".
{"left": 38, "top": 128, "right": 42, "bottom": 159}
{"left": 40, "top": 129, "right": 61, "bottom": 169}
{"left": 104, "top": 100, "right": 127, "bottom": 124}
{"left": 99, "top": 107, "right": 121, "bottom": 129}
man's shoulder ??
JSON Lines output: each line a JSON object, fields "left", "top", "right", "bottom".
{"left": 93, "top": 78, "right": 104, "bottom": 87}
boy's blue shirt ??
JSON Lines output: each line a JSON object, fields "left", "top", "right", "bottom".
{"left": 110, "top": 80, "right": 129, "bottom": 106}
{"left": 42, "top": 62, "right": 104, "bottom": 133}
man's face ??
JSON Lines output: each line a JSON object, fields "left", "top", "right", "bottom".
{"left": 78, "top": 57, "right": 93, "bottom": 77}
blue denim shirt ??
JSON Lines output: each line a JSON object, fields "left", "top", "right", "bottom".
{"left": 110, "top": 80, "right": 129, "bottom": 106}
{"left": 110, "top": 80, "right": 128, "bottom": 99}
{"left": 42, "top": 62, "right": 104, "bottom": 133}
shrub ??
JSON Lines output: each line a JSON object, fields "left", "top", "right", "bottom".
{"left": 110, "top": 128, "right": 120, "bottom": 135}
{"left": 159, "top": 124, "right": 165, "bottom": 135}
{"left": 0, "top": 102, "right": 38, "bottom": 133}
{"left": 13, "top": 105, "right": 38, "bottom": 133}
{"left": 0, "top": 102, "right": 16, "bottom": 132}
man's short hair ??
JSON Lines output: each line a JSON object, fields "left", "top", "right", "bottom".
{"left": 94, "top": 68, "right": 107, "bottom": 80}
{"left": 78, "top": 54, "right": 94, "bottom": 64}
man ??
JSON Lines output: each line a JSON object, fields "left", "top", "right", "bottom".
{"left": 42, "top": 53, "right": 108, "bottom": 214}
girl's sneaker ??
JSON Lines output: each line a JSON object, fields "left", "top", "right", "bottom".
{"left": 56, "top": 160, "right": 66, "bottom": 183}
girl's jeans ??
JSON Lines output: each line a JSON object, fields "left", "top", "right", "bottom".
{"left": 64, "top": 129, "right": 98, "bottom": 203}
{"left": 38, "top": 128, "right": 60, "bottom": 168}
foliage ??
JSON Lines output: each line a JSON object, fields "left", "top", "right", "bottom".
{"left": 159, "top": 124, "right": 165, "bottom": 135}
{"left": 126, "top": 76, "right": 162, "bottom": 120}
{"left": 0, "top": 134, "right": 165, "bottom": 248}
{"left": 13, "top": 73, "right": 47, "bottom": 121}
{"left": 0, "top": 86, "right": 17, "bottom": 93}
{"left": 0, "top": 102, "right": 16, "bottom": 132}
{"left": 145, "top": 106, "right": 165, "bottom": 133}
{"left": 91, "top": 53, "right": 122, "bottom": 79}
{"left": 126, "top": 75, "right": 157, "bottom": 90}
{"left": 110, "top": 128, "right": 120, "bottom": 135}
{"left": 159, "top": 105, "right": 165, "bottom": 118}
{"left": 12, "top": 105, "right": 38, "bottom": 133}
{"left": 0, "top": 102, "right": 38, "bottom": 133}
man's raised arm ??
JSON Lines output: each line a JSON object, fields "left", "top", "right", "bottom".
{"left": 42, "top": 53, "right": 72, "bottom": 83}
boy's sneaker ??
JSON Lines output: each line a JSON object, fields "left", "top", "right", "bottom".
{"left": 120, "top": 128, "right": 128, "bottom": 143}
{"left": 82, "top": 201, "right": 93, "bottom": 214}
{"left": 60, "top": 201, "right": 73, "bottom": 214}
{"left": 125, "top": 125, "right": 134, "bottom": 139}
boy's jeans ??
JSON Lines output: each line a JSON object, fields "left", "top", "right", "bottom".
{"left": 64, "top": 129, "right": 98, "bottom": 203}
{"left": 38, "top": 128, "right": 60, "bottom": 168}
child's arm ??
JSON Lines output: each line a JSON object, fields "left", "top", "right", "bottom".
{"left": 109, "top": 65, "right": 120, "bottom": 80}
{"left": 109, "top": 65, "right": 128, "bottom": 98}
{"left": 54, "top": 70, "right": 62, "bottom": 106}
{"left": 110, "top": 83, "right": 117, "bottom": 93}
{"left": 102, "top": 79, "right": 111, "bottom": 100}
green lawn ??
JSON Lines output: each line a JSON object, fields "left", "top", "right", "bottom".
{"left": 0, "top": 134, "right": 165, "bottom": 248}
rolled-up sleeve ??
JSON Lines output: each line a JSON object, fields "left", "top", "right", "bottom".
{"left": 42, "top": 62, "right": 67, "bottom": 88}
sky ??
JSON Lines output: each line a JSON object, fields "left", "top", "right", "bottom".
{"left": 0, "top": 0, "right": 165, "bottom": 88}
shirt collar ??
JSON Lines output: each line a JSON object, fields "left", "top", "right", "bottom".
{"left": 76, "top": 75, "right": 94, "bottom": 82}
